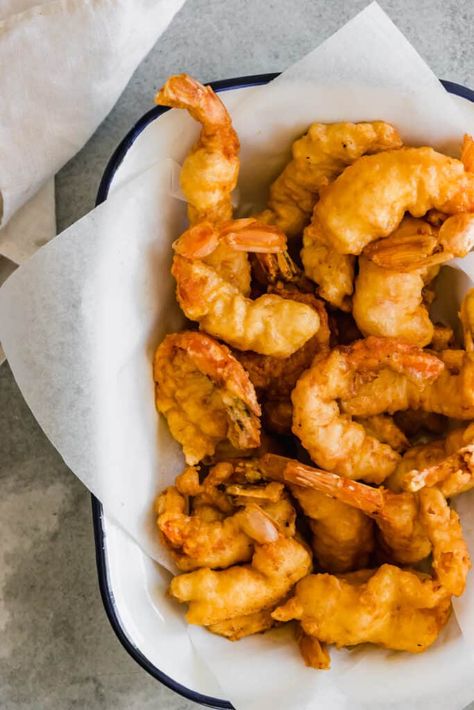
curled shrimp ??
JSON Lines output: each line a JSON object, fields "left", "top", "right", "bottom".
{"left": 234, "top": 289, "right": 330, "bottom": 395}
{"left": 311, "top": 138, "right": 474, "bottom": 256}
{"left": 156, "top": 467, "right": 296, "bottom": 571}
{"left": 387, "top": 422, "right": 474, "bottom": 492}
{"left": 169, "top": 505, "right": 312, "bottom": 632}
{"left": 154, "top": 331, "right": 261, "bottom": 465}
{"left": 343, "top": 290, "right": 474, "bottom": 420}
{"left": 272, "top": 555, "right": 455, "bottom": 658}
{"left": 399, "top": 445, "right": 474, "bottom": 497}
{"left": 172, "top": 223, "right": 321, "bottom": 357}
{"left": 291, "top": 337, "right": 444, "bottom": 483}
{"left": 155, "top": 73, "right": 239, "bottom": 225}
{"left": 258, "top": 121, "right": 401, "bottom": 301}
{"left": 352, "top": 215, "right": 474, "bottom": 346}
{"left": 259, "top": 453, "right": 375, "bottom": 573}
{"left": 258, "top": 121, "right": 402, "bottom": 238}
{"left": 282, "top": 459, "right": 430, "bottom": 565}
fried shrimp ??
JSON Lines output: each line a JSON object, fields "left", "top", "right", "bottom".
{"left": 291, "top": 337, "right": 443, "bottom": 482}
{"left": 155, "top": 74, "right": 239, "bottom": 225}
{"left": 172, "top": 250, "right": 320, "bottom": 357}
{"left": 259, "top": 121, "right": 402, "bottom": 238}
{"left": 311, "top": 143, "right": 474, "bottom": 256}
{"left": 354, "top": 414, "right": 408, "bottom": 453}
{"left": 342, "top": 349, "right": 474, "bottom": 420}
{"left": 272, "top": 488, "right": 469, "bottom": 658}
{"left": 399, "top": 445, "right": 474, "bottom": 498}
{"left": 259, "top": 453, "right": 374, "bottom": 573}
{"left": 272, "top": 565, "right": 452, "bottom": 657}
{"left": 387, "top": 422, "right": 474, "bottom": 492}
{"left": 283, "top": 460, "right": 431, "bottom": 565}
{"left": 234, "top": 290, "right": 330, "bottom": 398}
{"left": 169, "top": 507, "right": 312, "bottom": 630}
{"left": 154, "top": 331, "right": 261, "bottom": 465}
{"left": 156, "top": 475, "right": 296, "bottom": 571}
{"left": 353, "top": 216, "right": 474, "bottom": 345}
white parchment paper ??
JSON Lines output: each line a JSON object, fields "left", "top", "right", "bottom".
{"left": 2, "top": 3, "right": 474, "bottom": 708}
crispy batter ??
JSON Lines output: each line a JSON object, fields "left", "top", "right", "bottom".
{"left": 172, "top": 255, "right": 320, "bottom": 357}
{"left": 156, "top": 473, "right": 297, "bottom": 571}
{"left": 341, "top": 350, "right": 474, "bottom": 420}
{"left": 154, "top": 331, "right": 261, "bottom": 464}
{"left": 388, "top": 423, "right": 474, "bottom": 492}
{"left": 291, "top": 337, "right": 443, "bottom": 482}
{"left": 400, "top": 444, "right": 474, "bottom": 498}
{"left": 169, "top": 510, "right": 312, "bottom": 628}
{"left": 312, "top": 143, "right": 474, "bottom": 255}
{"left": 355, "top": 414, "right": 409, "bottom": 453}
{"left": 234, "top": 291, "right": 329, "bottom": 398}
{"left": 353, "top": 256, "right": 436, "bottom": 347}
{"left": 301, "top": 236, "right": 355, "bottom": 310}
{"left": 353, "top": 215, "right": 474, "bottom": 345}
{"left": 284, "top": 460, "right": 431, "bottom": 566}
{"left": 291, "top": 485, "right": 374, "bottom": 573}
{"left": 272, "top": 565, "right": 452, "bottom": 654}
{"left": 208, "top": 610, "right": 275, "bottom": 640}
{"left": 155, "top": 74, "right": 239, "bottom": 225}
{"left": 298, "top": 630, "right": 331, "bottom": 670}
{"left": 418, "top": 487, "right": 471, "bottom": 596}
{"left": 259, "top": 121, "right": 402, "bottom": 237}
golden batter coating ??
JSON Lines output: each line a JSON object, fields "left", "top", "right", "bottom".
{"left": 172, "top": 256, "right": 320, "bottom": 357}
{"left": 169, "top": 512, "right": 312, "bottom": 628}
{"left": 259, "top": 121, "right": 402, "bottom": 237}
{"left": 154, "top": 331, "right": 261, "bottom": 465}
{"left": 272, "top": 565, "right": 452, "bottom": 654}
{"left": 155, "top": 478, "right": 296, "bottom": 571}
{"left": 291, "top": 337, "right": 443, "bottom": 482}
{"left": 312, "top": 143, "right": 474, "bottom": 255}
{"left": 353, "top": 256, "right": 436, "bottom": 347}
{"left": 234, "top": 290, "right": 330, "bottom": 398}
{"left": 341, "top": 350, "right": 474, "bottom": 421}
{"left": 155, "top": 73, "right": 239, "bottom": 225}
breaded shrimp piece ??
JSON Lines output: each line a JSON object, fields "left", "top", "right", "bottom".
{"left": 353, "top": 216, "right": 474, "bottom": 346}
{"left": 291, "top": 337, "right": 443, "bottom": 482}
{"left": 291, "top": 486, "right": 375, "bottom": 573}
{"left": 300, "top": 236, "right": 355, "bottom": 310}
{"left": 418, "top": 487, "right": 471, "bottom": 597}
{"left": 154, "top": 332, "right": 261, "bottom": 465}
{"left": 354, "top": 414, "right": 409, "bottom": 453}
{"left": 341, "top": 349, "right": 474, "bottom": 420}
{"left": 273, "top": 483, "right": 469, "bottom": 657}
{"left": 284, "top": 460, "right": 430, "bottom": 565}
{"left": 155, "top": 74, "right": 239, "bottom": 225}
{"left": 311, "top": 143, "right": 474, "bottom": 255}
{"left": 208, "top": 610, "right": 275, "bottom": 640}
{"left": 272, "top": 565, "right": 452, "bottom": 655}
{"left": 387, "top": 422, "right": 474, "bottom": 492}
{"left": 155, "top": 481, "right": 296, "bottom": 571}
{"left": 342, "top": 287, "right": 474, "bottom": 419}
{"left": 169, "top": 508, "right": 312, "bottom": 628}
{"left": 298, "top": 630, "right": 331, "bottom": 670}
{"left": 399, "top": 445, "right": 474, "bottom": 499}
{"left": 258, "top": 454, "right": 375, "bottom": 573}
{"left": 172, "top": 256, "right": 320, "bottom": 357}
{"left": 353, "top": 256, "right": 436, "bottom": 347}
{"left": 234, "top": 290, "right": 330, "bottom": 398}
{"left": 259, "top": 121, "right": 402, "bottom": 238}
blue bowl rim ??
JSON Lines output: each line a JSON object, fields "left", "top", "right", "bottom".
{"left": 92, "top": 73, "right": 474, "bottom": 709}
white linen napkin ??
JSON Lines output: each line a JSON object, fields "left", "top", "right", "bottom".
{"left": 0, "top": 0, "right": 186, "bottom": 362}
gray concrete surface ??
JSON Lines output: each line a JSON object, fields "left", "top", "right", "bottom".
{"left": 2, "top": 0, "right": 474, "bottom": 707}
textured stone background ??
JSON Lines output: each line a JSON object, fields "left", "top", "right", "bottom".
{"left": 2, "top": 1, "right": 474, "bottom": 707}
